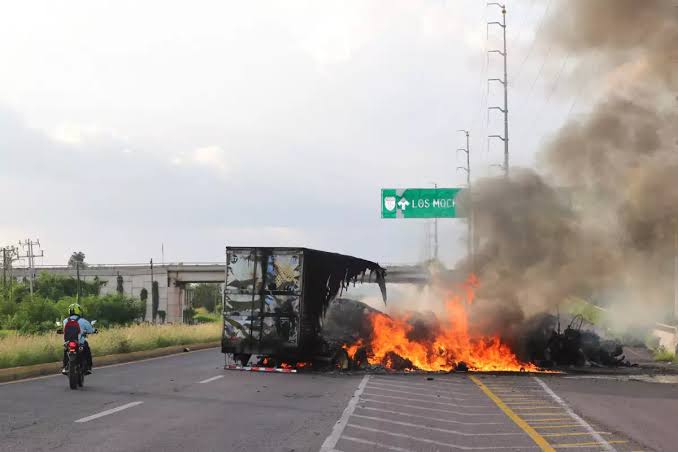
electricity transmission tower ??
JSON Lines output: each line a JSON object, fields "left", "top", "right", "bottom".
{"left": 487, "top": 2, "right": 510, "bottom": 177}
{"left": 18, "top": 239, "right": 43, "bottom": 299}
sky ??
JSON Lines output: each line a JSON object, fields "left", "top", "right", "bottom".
{"left": 0, "top": 0, "right": 581, "bottom": 266}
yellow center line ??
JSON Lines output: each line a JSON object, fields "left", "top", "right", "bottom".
{"left": 552, "top": 440, "right": 628, "bottom": 448}
{"left": 526, "top": 418, "right": 572, "bottom": 423}
{"left": 511, "top": 406, "right": 562, "bottom": 411}
{"left": 470, "top": 376, "right": 555, "bottom": 452}
{"left": 505, "top": 402, "right": 552, "bottom": 405}
{"left": 532, "top": 425, "right": 583, "bottom": 429}
{"left": 543, "top": 431, "right": 610, "bottom": 438}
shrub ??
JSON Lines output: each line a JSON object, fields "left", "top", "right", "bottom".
{"left": 152, "top": 281, "right": 159, "bottom": 321}
{"left": 34, "top": 273, "right": 103, "bottom": 299}
{"left": 139, "top": 288, "right": 148, "bottom": 321}
{"left": 193, "top": 307, "right": 220, "bottom": 324}
{"left": 183, "top": 307, "right": 196, "bottom": 324}
{"left": 80, "top": 295, "right": 144, "bottom": 327}
{"left": 7, "top": 297, "right": 61, "bottom": 334}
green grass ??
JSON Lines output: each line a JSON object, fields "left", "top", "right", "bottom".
{"left": 565, "top": 297, "right": 606, "bottom": 326}
{"left": 0, "top": 323, "right": 221, "bottom": 369}
{"left": 652, "top": 347, "right": 678, "bottom": 362}
{"left": 193, "top": 307, "right": 220, "bottom": 324}
{"left": 0, "top": 330, "right": 14, "bottom": 339}
{"left": 653, "top": 347, "right": 678, "bottom": 363}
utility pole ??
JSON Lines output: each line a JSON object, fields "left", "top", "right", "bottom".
{"left": 430, "top": 182, "right": 439, "bottom": 262}
{"left": 76, "top": 262, "right": 81, "bottom": 304}
{"left": 18, "top": 239, "right": 43, "bottom": 299}
{"left": 487, "top": 3, "right": 509, "bottom": 177}
{"left": 457, "top": 130, "right": 473, "bottom": 271}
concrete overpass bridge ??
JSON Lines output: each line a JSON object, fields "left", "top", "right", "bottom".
{"left": 14, "top": 263, "right": 442, "bottom": 323}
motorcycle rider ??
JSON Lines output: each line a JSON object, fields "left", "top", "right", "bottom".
{"left": 61, "top": 303, "right": 96, "bottom": 375}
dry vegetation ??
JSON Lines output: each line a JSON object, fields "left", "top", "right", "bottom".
{"left": 0, "top": 323, "right": 221, "bottom": 369}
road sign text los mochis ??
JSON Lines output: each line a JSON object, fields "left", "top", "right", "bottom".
{"left": 381, "top": 188, "right": 464, "bottom": 219}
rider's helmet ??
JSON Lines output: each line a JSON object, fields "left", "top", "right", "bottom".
{"left": 68, "top": 303, "right": 83, "bottom": 317}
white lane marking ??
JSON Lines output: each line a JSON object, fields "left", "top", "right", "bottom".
{"left": 198, "top": 375, "right": 224, "bottom": 384}
{"left": 345, "top": 424, "right": 538, "bottom": 450}
{"left": 352, "top": 414, "right": 523, "bottom": 436}
{"left": 533, "top": 377, "right": 616, "bottom": 452}
{"left": 370, "top": 378, "right": 470, "bottom": 390}
{"left": 362, "top": 391, "right": 493, "bottom": 409}
{"left": 367, "top": 383, "right": 479, "bottom": 401}
{"left": 360, "top": 398, "right": 503, "bottom": 416}
{"left": 358, "top": 406, "right": 504, "bottom": 425}
{"left": 365, "top": 380, "right": 469, "bottom": 397}
{"left": 341, "top": 436, "right": 413, "bottom": 452}
{"left": 319, "top": 375, "right": 369, "bottom": 452}
{"left": 75, "top": 401, "right": 144, "bottom": 423}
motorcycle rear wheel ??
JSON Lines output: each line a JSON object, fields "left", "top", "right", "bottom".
{"left": 68, "top": 364, "right": 78, "bottom": 390}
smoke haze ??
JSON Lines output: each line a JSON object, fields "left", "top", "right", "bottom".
{"left": 464, "top": 0, "right": 678, "bottom": 338}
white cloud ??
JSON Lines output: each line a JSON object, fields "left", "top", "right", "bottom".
{"left": 170, "top": 145, "right": 230, "bottom": 173}
{"left": 191, "top": 145, "right": 229, "bottom": 172}
{"left": 49, "top": 123, "right": 104, "bottom": 146}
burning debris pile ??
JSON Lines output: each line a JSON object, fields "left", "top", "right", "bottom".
{"left": 524, "top": 314, "right": 630, "bottom": 368}
{"left": 323, "top": 279, "right": 630, "bottom": 372}
{"left": 327, "top": 276, "right": 542, "bottom": 372}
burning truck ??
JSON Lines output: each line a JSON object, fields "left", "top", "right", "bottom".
{"left": 221, "top": 247, "right": 387, "bottom": 369}
{"left": 222, "top": 247, "right": 626, "bottom": 372}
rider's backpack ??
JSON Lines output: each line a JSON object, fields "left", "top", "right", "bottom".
{"left": 63, "top": 317, "right": 81, "bottom": 342}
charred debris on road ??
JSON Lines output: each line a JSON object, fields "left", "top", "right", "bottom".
{"left": 322, "top": 298, "right": 634, "bottom": 373}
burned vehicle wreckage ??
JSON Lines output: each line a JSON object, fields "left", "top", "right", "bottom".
{"left": 222, "top": 247, "right": 629, "bottom": 372}
{"left": 222, "top": 247, "right": 386, "bottom": 369}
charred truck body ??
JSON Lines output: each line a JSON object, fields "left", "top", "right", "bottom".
{"left": 222, "top": 247, "right": 386, "bottom": 367}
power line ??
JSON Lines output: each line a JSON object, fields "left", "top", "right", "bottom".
{"left": 508, "top": 0, "right": 537, "bottom": 48}
{"left": 515, "top": 52, "right": 573, "bottom": 147}
{"left": 512, "top": 0, "right": 554, "bottom": 84}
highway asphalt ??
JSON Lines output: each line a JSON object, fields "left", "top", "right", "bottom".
{"left": 1, "top": 348, "right": 674, "bottom": 451}
{"left": 0, "top": 349, "right": 360, "bottom": 452}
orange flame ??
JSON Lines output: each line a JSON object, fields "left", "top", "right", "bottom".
{"left": 354, "top": 275, "right": 541, "bottom": 372}
{"left": 342, "top": 339, "right": 364, "bottom": 359}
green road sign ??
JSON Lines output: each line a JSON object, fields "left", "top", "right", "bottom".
{"left": 381, "top": 188, "right": 463, "bottom": 219}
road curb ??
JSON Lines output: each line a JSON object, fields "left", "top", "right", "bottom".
{"left": 0, "top": 341, "right": 220, "bottom": 383}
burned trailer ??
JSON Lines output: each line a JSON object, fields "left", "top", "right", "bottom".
{"left": 222, "top": 247, "right": 386, "bottom": 368}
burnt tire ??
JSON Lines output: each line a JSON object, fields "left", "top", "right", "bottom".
{"left": 351, "top": 348, "right": 368, "bottom": 370}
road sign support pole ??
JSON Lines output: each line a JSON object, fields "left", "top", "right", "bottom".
{"left": 457, "top": 130, "right": 473, "bottom": 271}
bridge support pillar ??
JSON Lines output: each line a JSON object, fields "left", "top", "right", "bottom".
{"left": 166, "top": 279, "right": 185, "bottom": 323}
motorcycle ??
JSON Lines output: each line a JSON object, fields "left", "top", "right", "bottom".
{"left": 57, "top": 320, "right": 97, "bottom": 390}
